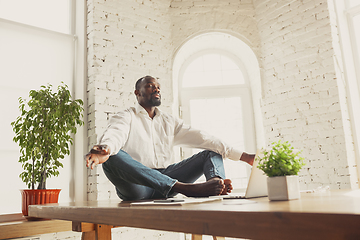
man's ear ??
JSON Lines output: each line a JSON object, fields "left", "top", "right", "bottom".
{"left": 134, "top": 89, "right": 140, "bottom": 96}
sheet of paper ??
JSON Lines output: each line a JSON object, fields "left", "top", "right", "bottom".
{"left": 130, "top": 197, "right": 221, "bottom": 206}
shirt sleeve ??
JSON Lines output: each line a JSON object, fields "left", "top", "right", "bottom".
{"left": 98, "top": 109, "right": 132, "bottom": 156}
{"left": 172, "top": 117, "right": 243, "bottom": 161}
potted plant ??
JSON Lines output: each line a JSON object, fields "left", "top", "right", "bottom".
{"left": 257, "top": 140, "right": 305, "bottom": 201}
{"left": 11, "top": 83, "right": 84, "bottom": 216}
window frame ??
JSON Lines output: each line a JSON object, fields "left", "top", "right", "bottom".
{"left": 334, "top": 0, "right": 360, "bottom": 185}
{"left": 178, "top": 49, "right": 256, "bottom": 191}
{"left": 0, "top": 0, "right": 87, "bottom": 214}
{"left": 346, "top": 4, "right": 360, "bottom": 95}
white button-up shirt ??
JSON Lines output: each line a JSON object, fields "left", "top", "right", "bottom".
{"left": 99, "top": 104, "right": 243, "bottom": 168}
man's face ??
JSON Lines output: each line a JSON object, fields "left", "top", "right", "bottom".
{"left": 135, "top": 77, "right": 161, "bottom": 107}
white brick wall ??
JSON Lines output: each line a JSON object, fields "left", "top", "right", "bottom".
{"left": 169, "top": 0, "right": 261, "bottom": 55}
{"left": 254, "top": 0, "right": 358, "bottom": 189}
{"left": 87, "top": 0, "right": 174, "bottom": 201}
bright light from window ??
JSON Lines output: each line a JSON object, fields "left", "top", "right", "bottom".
{"left": 189, "top": 97, "right": 244, "bottom": 148}
{"left": 189, "top": 97, "right": 248, "bottom": 189}
{"left": 182, "top": 53, "right": 245, "bottom": 87}
{"left": 0, "top": 3, "right": 73, "bottom": 214}
{"left": 0, "top": 0, "right": 70, "bottom": 34}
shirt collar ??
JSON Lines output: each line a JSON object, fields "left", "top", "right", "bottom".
{"left": 135, "top": 103, "right": 161, "bottom": 117}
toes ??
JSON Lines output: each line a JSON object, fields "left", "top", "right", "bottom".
{"left": 224, "top": 179, "right": 232, "bottom": 185}
{"left": 220, "top": 179, "right": 233, "bottom": 195}
{"left": 219, "top": 178, "right": 224, "bottom": 186}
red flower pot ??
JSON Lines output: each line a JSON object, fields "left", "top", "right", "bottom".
{"left": 20, "top": 189, "right": 61, "bottom": 216}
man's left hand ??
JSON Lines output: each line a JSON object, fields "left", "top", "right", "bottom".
{"left": 240, "top": 152, "right": 255, "bottom": 166}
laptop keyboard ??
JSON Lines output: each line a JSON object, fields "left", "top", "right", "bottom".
{"left": 222, "top": 195, "right": 246, "bottom": 199}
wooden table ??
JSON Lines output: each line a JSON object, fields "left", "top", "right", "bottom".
{"left": 28, "top": 189, "right": 360, "bottom": 240}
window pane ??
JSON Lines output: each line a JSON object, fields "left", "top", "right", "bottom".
{"left": 0, "top": 19, "right": 73, "bottom": 214}
{"left": 203, "top": 70, "right": 222, "bottom": 86}
{"left": 221, "top": 55, "right": 239, "bottom": 70}
{"left": 203, "top": 54, "right": 221, "bottom": 71}
{"left": 183, "top": 71, "right": 204, "bottom": 88}
{"left": 189, "top": 97, "right": 249, "bottom": 189}
{"left": 182, "top": 53, "right": 245, "bottom": 87}
{"left": 0, "top": 0, "right": 70, "bottom": 34}
{"left": 222, "top": 70, "right": 244, "bottom": 85}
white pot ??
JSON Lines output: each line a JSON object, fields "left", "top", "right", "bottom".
{"left": 267, "top": 175, "right": 300, "bottom": 201}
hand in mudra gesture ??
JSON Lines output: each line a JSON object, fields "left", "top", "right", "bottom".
{"left": 85, "top": 145, "right": 110, "bottom": 169}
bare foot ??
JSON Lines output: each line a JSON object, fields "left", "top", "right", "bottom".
{"left": 220, "top": 179, "right": 233, "bottom": 195}
{"left": 172, "top": 178, "right": 225, "bottom": 197}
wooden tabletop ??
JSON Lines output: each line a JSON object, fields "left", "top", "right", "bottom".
{"left": 29, "top": 189, "right": 360, "bottom": 240}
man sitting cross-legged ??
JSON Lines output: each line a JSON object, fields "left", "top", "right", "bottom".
{"left": 85, "top": 75, "right": 255, "bottom": 201}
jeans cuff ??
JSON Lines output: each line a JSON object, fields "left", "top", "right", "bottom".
{"left": 164, "top": 179, "right": 178, "bottom": 198}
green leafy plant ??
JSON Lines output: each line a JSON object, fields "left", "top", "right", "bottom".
{"left": 11, "top": 83, "right": 84, "bottom": 189}
{"left": 257, "top": 140, "right": 305, "bottom": 177}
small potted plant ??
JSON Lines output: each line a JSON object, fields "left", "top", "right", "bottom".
{"left": 257, "top": 140, "right": 305, "bottom": 201}
{"left": 11, "top": 83, "right": 84, "bottom": 216}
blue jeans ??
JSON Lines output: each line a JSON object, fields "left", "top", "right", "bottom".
{"left": 102, "top": 149, "right": 226, "bottom": 201}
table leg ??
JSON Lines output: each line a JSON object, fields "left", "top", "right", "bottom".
{"left": 191, "top": 234, "right": 225, "bottom": 240}
{"left": 80, "top": 224, "right": 112, "bottom": 240}
{"left": 73, "top": 222, "right": 113, "bottom": 240}
{"left": 95, "top": 224, "right": 112, "bottom": 240}
{"left": 212, "top": 237, "right": 225, "bottom": 240}
{"left": 82, "top": 230, "right": 95, "bottom": 240}
{"left": 192, "top": 234, "right": 202, "bottom": 240}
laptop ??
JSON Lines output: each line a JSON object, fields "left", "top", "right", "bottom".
{"left": 220, "top": 149, "right": 268, "bottom": 199}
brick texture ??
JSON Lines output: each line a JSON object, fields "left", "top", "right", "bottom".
{"left": 169, "top": 0, "right": 261, "bottom": 55}
{"left": 87, "top": 0, "right": 173, "bottom": 201}
{"left": 254, "top": 0, "right": 357, "bottom": 189}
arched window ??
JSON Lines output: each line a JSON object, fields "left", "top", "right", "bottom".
{"left": 173, "top": 33, "right": 263, "bottom": 191}
{"left": 182, "top": 51, "right": 245, "bottom": 87}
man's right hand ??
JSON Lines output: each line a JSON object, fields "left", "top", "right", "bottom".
{"left": 85, "top": 145, "right": 111, "bottom": 169}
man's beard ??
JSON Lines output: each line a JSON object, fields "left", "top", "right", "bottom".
{"left": 150, "top": 93, "right": 161, "bottom": 106}
{"left": 150, "top": 98, "right": 161, "bottom": 106}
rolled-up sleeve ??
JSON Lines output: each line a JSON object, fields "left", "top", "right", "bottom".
{"left": 99, "top": 110, "right": 131, "bottom": 156}
{"left": 173, "top": 118, "right": 243, "bottom": 161}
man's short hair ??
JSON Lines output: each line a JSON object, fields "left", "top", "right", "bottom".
{"left": 135, "top": 76, "right": 155, "bottom": 90}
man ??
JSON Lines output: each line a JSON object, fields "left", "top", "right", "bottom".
{"left": 86, "top": 76, "right": 255, "bottom": 201}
